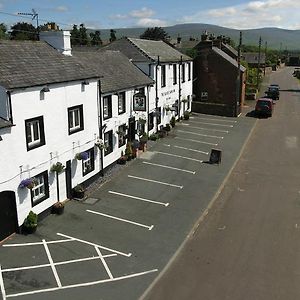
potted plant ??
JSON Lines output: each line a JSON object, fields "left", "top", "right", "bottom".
{"left": 165, "top": 124, "right": 171, "bottom": 132}
{"left": 125, "top": 142, "right": 133, "bottom": 160}
{"left": 50, "top": 162, "right": 65, "bottom": 174}
{"left": 75, "top": 151, "right": 89, "bottom": 160}
{"left": 72, "top": 184, "right": 85, "bottom": 199}
{"left": 52, "top": 201, "right": 65, "bottom": 215}
{"left": 139, "top": 133, "right": 148, "bottom": 151}
{"left": 170, "top": 116, "right": 176, "bottom": 128}
{"left": 22, "top": 211, "right": 38, "bottom": 234}
{"left": 184, "top": 111, "right": 190, "bottom": 120}
{"left": 19, "top": 178, "right": 37, "bottom": 189}
{"left": 117, "top": 151, "right": 127, "bottom": 165}
{"left": 149, "top": 133, "right": 159, "bottom": 141}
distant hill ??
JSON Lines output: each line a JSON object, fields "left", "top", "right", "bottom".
{"left": 98, "top": 23, "right": 300, "bottom": 51}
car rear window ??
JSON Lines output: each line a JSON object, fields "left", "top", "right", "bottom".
{"left": 257, "top": 100, "right": 271, "bottom": 106}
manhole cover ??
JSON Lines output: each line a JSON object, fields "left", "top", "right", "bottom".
{"left": 84, "top": 197, "right": 100, "bottom": 205}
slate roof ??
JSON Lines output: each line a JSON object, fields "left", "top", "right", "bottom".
{"left": 73, "top": 50, "right": 154, "bottom": 94}
{"left": 103, "top": 38, "right": 192, "bottom": 63}
{"left": 0, "top": 40, "right": 99, "bottom": 90}
{"left": 0, "top": 117, "right": 13, "bottom": 129}
{"left": 212, "top": 47, "right": 246, "bottom": 72}
{"left": 221, "top": 43, "right": 238, "bottom": 58}
{"left": 242, "top": 52, "right": 266, "bottom": 64}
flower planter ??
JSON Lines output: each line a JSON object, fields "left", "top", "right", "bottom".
{"left": 72, "top": 190, "right": 85, "bottom": 199}
{"left": 22, "top": 225, "right": 37, "bottom": 234}
{"left": 52, "top": 203, "right": 65, "bottom": 215}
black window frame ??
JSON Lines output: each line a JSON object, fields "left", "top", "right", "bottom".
{"left": 173, "top": 64, "right": 177, "bottom": 85}
{"left": 68, "top": 104, "right": 84, "bottom": 135}
{"left": 118, "top": 92, "right": 126, "bottom": 115}
{"left": 103, "top": 95, "right": 112, "bottom": 120}
{"left": 82, "top": 148, "right": 95, "bottom": 176}
{"left": 157, "top": 107, "right": 162, "bottom": 125}
{"left": 25, "top": 116, "right": 46, "bottom": 151}
{"left": 182, "top": 63, "right": 186, "bottom": 83}
{"left": 30, "top": 170, "right": 49, "bottom": 206}
{"left": 161, "top": 65, "right": 166, "bottom": 88}
{"left": 188, "top": 62, "right": 191, "bottom": 81}
{"left": 148, "top": 112, "right": 154, "bottom": 131}
{"left": 104, "top": 130, "right": 113, "bottom": 156}
{"left": 118, "top": 124, "right": 127, "bottom": 148}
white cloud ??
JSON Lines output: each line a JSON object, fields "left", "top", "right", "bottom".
{"left": 129, "top": 7, "right": 155, "bottom": 19}
{"left": 55, "top": 6, "right": 69, "bottom": 13}
{"left": 179, "top": 0, "right": 300, "bottom": 29}
{"left": 136, "top": 18, "right": 167, "bottom": 27}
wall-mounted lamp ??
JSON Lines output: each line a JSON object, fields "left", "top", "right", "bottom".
{"left": 41, "top": 86, "right": 50, "bottom": 93}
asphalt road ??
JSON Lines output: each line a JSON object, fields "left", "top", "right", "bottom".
{"left": 142, "top": 68, "right": 300, "bottom": 300}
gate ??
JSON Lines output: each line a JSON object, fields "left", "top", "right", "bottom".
{"left": 0, "top": 191, "right": 18, "bottom": 241}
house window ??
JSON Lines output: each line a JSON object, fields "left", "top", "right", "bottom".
{"left": 103, "top": 95, "right": 112, "bottom": 120}
{"left": 161, "top": 65, "right": 166, "bottom": 87}
{"left": 118, "top": 92, "right": 126, "bottom": 115}
{"left": 188, "top": 63, "right": 191, "bottom": 81}
{"left": 25, "top": 116, "right": 45, "bottom": 151}
{"left": 182, "top": 63, "right": 186, "bottom": 83}
{"left": 31, "top": 171, "right": 49, "bottom": 206}
{"left": 82, "top": 148, "right": 95, "bottom": 176}
{"left": 118, "top": 124, "right": 127, "bottom": 148}
{"left": 173, "top": 64, "right": 177, "bottom": 85}
{"left": 156, "top": 107, "right": 161, "bottom": 125}
{"left": 148, "top": 112, "right": 154, "bottom": 131}
{"left": 68, "top": 105, "right": 84, "bottom": 135}
{"left": 104, "top": 130, "right": 113, "bottom": 156}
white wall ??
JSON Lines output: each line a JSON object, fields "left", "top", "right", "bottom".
{"left": 0, "top": 80, "right": 100, "bottom": 225}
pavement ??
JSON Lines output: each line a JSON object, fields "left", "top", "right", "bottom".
{"left": 0, "top": 102, "right": 257, "bottom": 300}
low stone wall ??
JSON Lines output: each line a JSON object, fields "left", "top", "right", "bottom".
{"left": 192, "top": 101, "right": 236, "bottom": 117}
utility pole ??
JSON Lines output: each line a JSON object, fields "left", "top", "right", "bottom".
{"left": 256, "top": 36, "right": 262, "bottom": 90}
{"left": 264, "top": 41, "right": 267, "bottom": 76}
{"left": 18, "top": 9, "right": 39, "bottom": 40}
{"left": 235, "top": 31, "right": 242, "bottom": 117}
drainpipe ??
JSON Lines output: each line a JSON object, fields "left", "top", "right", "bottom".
{"left": 155, "top": 57, "right": 159, "bottom": 132}
{"left": 97, "top": 79, "right": 104, "bottom": 176}
{"left": 56, "top": 171, "right": 60, "bottom": 201}
{"left": 178, "top": 56, "right": 182, "bottom": 119}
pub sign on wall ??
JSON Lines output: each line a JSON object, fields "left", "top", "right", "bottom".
{"left": 133, "top": 93, "right": 146, "bottom": 111}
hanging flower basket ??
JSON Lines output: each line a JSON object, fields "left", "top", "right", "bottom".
{"left": 95, "top": 139, "right": 107, "bottom": 150}
{"left": 165, "top": 105, "right": 171, "bottom": 112}
{"left": 50, "top": 162, "right": 65, "bottom": 174}
{"left": 75, "top": 151, "right": 89, "bottom": 160}
{"left": 19, "top": 178, "right": 37, "bottom": 189}
{"left": 138, "top": 117, "right": 147, "bottom": 125}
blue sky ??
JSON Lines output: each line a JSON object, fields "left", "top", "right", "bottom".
{"left": 0, "top": 0, "right": 299, "bottom": 30}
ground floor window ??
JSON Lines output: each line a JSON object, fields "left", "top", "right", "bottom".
{"left": 156, "top": 107, "right": 161, "bottom": 125}
{"left": 117, "top": 124, "right": 127, "bottom": 148}
{"left": 31, "top": 171, "right": 49, "bottom": 206}
{"left": 104, "top": 130, "right": 113, "bottom": 156}
{"left": 82, "top": 148, "right": 95, "bottom": 176}
{"left": 148, "top": 112, "right": 154, "bottom": 130}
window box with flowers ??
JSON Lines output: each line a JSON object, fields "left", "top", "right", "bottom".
{"left": 19, "top": 178, "right": 37, "bottom": 190}
{"left": 75, "top": 151, "right": 89, "bottom": 161}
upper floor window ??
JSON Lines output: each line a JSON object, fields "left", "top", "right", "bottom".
{"left": 161, "top": 65, "right": 166, "bottom": 87}
{"left": 173, "top": 64, "right": 177, "bottom": 85}
{"left": 82, "top": 148, "right": 95, "bottom": 176}
{"left": 31, "top": 171, "right": 49, "bottom": 206}
{"left": 25, "top": 116, "right": 45, "bottom": 151}
{"left": 103, "top": 95, "right": 112, "bottom": 120}
{"left": 104, "top": 130, "right": 113, "bottom": 156}
{"left": 118, "top": 92, "right": 126, "bottom": 115}
{"left": 188, "top": 63, "right": 191, "bottom": 81}
{"left": 68, "top": 105, "right": 84, "bottom": 135}
{"left": 182, "top": 63, "right": 186, "bottom": 83}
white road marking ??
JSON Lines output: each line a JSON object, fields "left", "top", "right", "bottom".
{"left": 3, "top": 239, "right": 75, "bottom": 247}
{"left": 42, "top": 239, "right": 62, "bottom": 288}
{"left": 173, "top": 145, "right": 209, "bottom": 155}
{"left": 182, "top": 124, "right": 229, "bottom": 133}
{"left": 57, "top": 233, "right": 132, "bottom": 257}
{"left": 188, "top": 121, "right": 233, "bottom": 128}
{"left": 0, "top": 265, "right": 6, "bottom": 300}
{"left": 154, "top": 151, "right": 203, "bottom": 163}
{"left": 2, "top": 254, "right": 117, "bottom": 272}
{"left": 128, "top": 175, "right": 183, "bottom": 189}
{"left": 6, "top": 269, "right": 158, "bottom": 298}
{"left": 193, "top": 117, "right": 237, "bottom": 123}
{"left": 178, "top": 130, "right": 224, "bottom": 139}
{"left": 175, "top": 137, "right": 218, "bottom": 146}
{"left": 86, "top": 209, "right": 154, "bottom": 231}
{"left": 108, "top": 191, "right": 169, "bottom": 207}
{"left": 143, "top": 161, "right": 196, "bottom": 174}
{"left": 94, "top": 246, "right": 114, "bottom": 279}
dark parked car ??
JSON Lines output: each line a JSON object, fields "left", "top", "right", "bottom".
{"left": 255, "top": 98, "right": 274, "bottom": 117}
{"left": 265, "top": 85, "right": 280, "bottom": 100}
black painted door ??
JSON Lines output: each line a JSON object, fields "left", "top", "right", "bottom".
{"left": 0, "top": 191, "right": 18, "bottom": 241}
{"left": 65, "top": 160, "right": 72, "bottom": 199}
{"left": 128, "top": 117, "right": 136, "bottom": 141}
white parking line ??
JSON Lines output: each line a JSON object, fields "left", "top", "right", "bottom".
{"left": 42, "top": 239, "right": 62, "bottom": 288}
{"left": 194, "top": 117, "right": 237, "bottom": 123}
{"left": 57, "top": 233, "right": 132, "bottom": 257}
{"left": 6, "top": 269, "right": 158, "bottom": 298}
{"left": 3, "top": 239, "right": 75, "bottom": 247}
{"left": 163, "top": 144, "right": 208, "bottom": 155}
{"left": 109, "top": 191, "right": 169, "bottom": 207}
{"left": 86, "top": 209, "right": 154, "bottom": 231}
{"left": 182, "top": 124, "right": 229, "bottom": 133}
{"left": 0, "top": 265, "right": 6, "bottom": 300}
{"left": 187, "top": 121, "right": 233, "bottom": 128}
{"left": 143, "top": 161, "right": 196, "bottom": 174}
{"left": 178, "top": 130, "right": 224, "bottom": 139}
{"left": 128, "top": 175, "right": 183, "bottom": 189}
{"left": 155, "top": 151, "right": 203, "bottom": 163}
{"left": 94, "top": 246, "right": 114, "bottom": 279}
{"left": 175, "top": 137, "right": 218, "bottom": 146}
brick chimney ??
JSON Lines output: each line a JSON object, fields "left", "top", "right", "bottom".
{"left": 40, "top": 30, "right": 72, "bottom": 56}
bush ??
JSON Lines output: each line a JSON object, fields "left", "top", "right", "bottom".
{"left": 170, "top": 116, "right": 176, "bottom": 127}
{"left": 149, "top": 133, "right": 159, "bottom": 141}
{"left": 165, "top": 124, "right": 171, "bottom": 131}
{"left": 183, "top": 111, "right": 190, "bottom": 120}
{"left": 23, "top": 211, "right": 38, "bottom": 229}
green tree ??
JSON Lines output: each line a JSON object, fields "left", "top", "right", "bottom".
{"left": 140, "top": 27, "right": 169, "bottom": 41}
{"left": 90, "top": 30, "right": 102, "bottom": 46}
{"left": 109, "top": 29, "right": 116, "bottom": 42}
{"left": 0, "top": 23, "right": 8, "bottom": 39}
{"left": 79, "top": 23, "right": 90, "bottom": 45}
{"left": 70, "top": 24, "right": 80, "bottom": 46}
{"left": 10, "top": 22, "right": 37, "bottom": 40}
